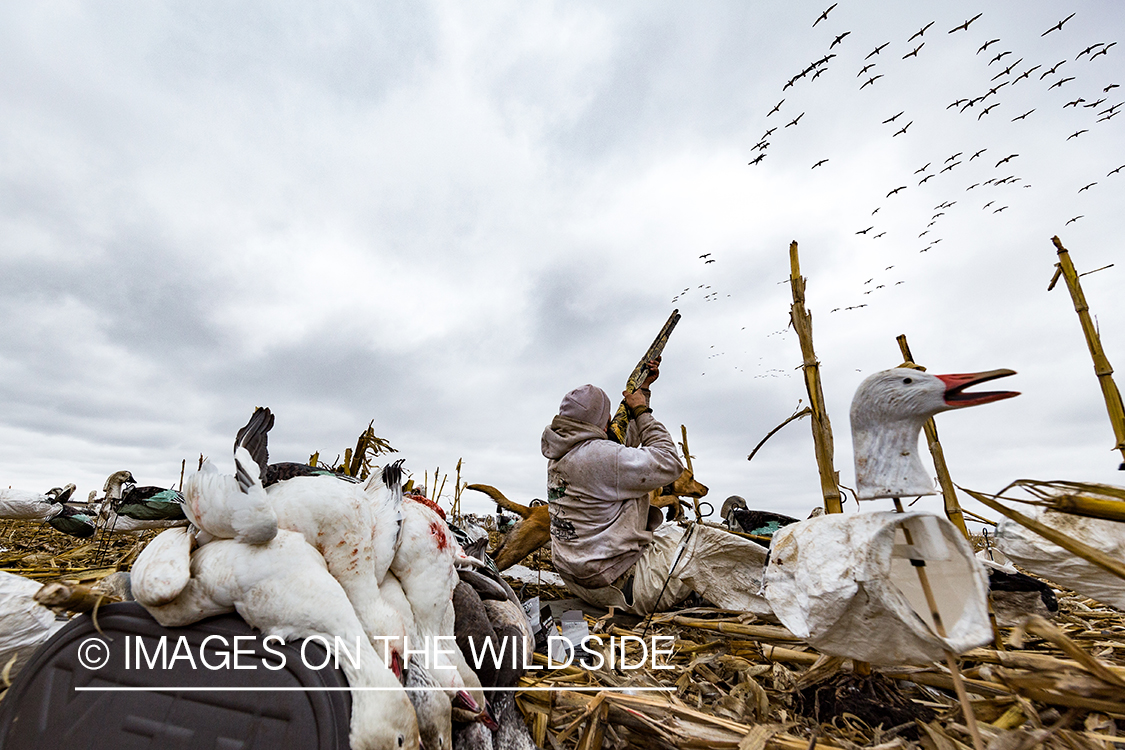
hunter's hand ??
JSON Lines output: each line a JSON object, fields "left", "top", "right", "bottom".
{"left": 623, "top": 389, "right": 648, "bottom": 411}
{"left": 641, "top": 356, "right": 661, "bottom": 388}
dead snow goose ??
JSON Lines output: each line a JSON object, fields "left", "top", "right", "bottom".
{"left": 203, "top": 407, "right": 410, "bottom": 674}
{"left": 391, "top": 496, "right": 487, "bottom": 718}
{"left": 142, "top": 529, "right": 419, "bottom": 750}
{"left": 264, "top": 459, "right": 411, "bottom": 677}
{"left": 131, "top": 526, "right": 195, "bottom": 607}
{"left": 181, "top": 408, "right": 278, "bottom": 544}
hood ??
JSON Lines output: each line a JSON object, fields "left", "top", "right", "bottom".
{"left": 542, "top": 416, "right": 607, "bottom": 460}
{"left": 558, "top": 384, "right": 612, "bottom": 427}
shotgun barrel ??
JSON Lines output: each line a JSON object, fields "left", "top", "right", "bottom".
{"left": 608, "top": 309, "right": 681, "bottom": 443}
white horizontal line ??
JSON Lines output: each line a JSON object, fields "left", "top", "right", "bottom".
{"left": 74, "top": 686, "right": 673, "bottom": 693}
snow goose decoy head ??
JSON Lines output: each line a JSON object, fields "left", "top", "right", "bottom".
{"left": 44, "top": 484, "right": 77, "bottom": 504}
{"left": 851, "top": 367, "right": 1018, "bottom": 500}
{"left": 103, "top": 470, "right": 136, "bottom": 500}
{"left": 720, "top": 495, "right": 747, "bottom": 527}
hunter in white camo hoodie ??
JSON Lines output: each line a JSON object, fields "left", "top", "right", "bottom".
{"left": 541, "top": 384, "right": 683, "bottom": 589}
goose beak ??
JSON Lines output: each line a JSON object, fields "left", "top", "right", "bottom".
{"left": 937, "top": 369, "right": 1019, "bottom": 407}
{"left": 453, "top": 690, "right": 480, "bottom": 713}
{"left": 478, "top": 703, "right": 499, "bottom": 731}
{"left": 390, "top": 651, "right": 404, "bottom": 681}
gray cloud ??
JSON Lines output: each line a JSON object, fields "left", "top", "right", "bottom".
{"left": 0, "top": 1, "right": 1123, "bottom": 528}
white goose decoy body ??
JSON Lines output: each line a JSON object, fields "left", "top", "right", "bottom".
{"left": 0, "top": 489, "right": 65, "bottom": 521}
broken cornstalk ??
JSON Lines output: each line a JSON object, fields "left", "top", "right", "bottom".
{"left": 747, "top": 406, "right": 812, "bottom": 464}
{"left": 895, "top": 334, "right": 971, "bottom": 539}
{"left": 1048, "top": 236, "right": 1125, "bottom": 469}
{"left": 788, "top": 242, "right": 842, "bottom": 514}
{"left": 452, "top": 458, "right": 464, "bottom": 519}
{"left": 678, "top": 425, "right": 704, "bottom": 522}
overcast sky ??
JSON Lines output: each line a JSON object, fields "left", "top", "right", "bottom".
{"left": 2, "top": 1, "right": 1123, "bottom": 527}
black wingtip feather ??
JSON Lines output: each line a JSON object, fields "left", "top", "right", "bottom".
{"left": 381, "top": 458, "right": 406, "bottom": 491}
{"left": 234, "top": 407, "right": 274, "bottom": 484}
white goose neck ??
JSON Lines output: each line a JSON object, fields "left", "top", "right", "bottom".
{"left": 852, "top": 414, "right": 937, "bottom": 500}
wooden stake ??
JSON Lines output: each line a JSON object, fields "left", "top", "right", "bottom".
{"left": 679, "top": 425, "right": 703, "bottom": 522}
{"left": 788, "top": 241, "right": 843, "bottom": 514}
{"left": 895, "top": 334, "right": 971, "bottom": 539}
{"left": 892, "top": 498, "right": 985, "bottom": 750}
{"left": 1049, "top": 236, "right": 1125, "bottom": 469}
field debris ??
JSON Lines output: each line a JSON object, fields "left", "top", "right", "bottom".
{"left": 2, "top": 515, "right": 1124, "bottom": 749}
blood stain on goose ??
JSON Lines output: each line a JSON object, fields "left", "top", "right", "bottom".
{"left": 430, "top": 521, "right": 450, "bottom": 551}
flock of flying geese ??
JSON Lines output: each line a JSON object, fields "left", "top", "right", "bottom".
{"left": 669, "top": 6, "right": 1120, "bottom": 381}
{"left": 744, "top": 5, "right": 1121, "bottom": 311}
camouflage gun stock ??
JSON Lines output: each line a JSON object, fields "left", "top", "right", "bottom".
{"left": 608, "top": 309, "right": 681, "bottom": 443}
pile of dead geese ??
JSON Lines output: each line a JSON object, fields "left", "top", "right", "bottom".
{"left": 2, "top": 408, "right": 537, "bottom": 750}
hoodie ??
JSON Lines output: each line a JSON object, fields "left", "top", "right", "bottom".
{"left": 541, "top": 397, "right": 683, "bottom": 588}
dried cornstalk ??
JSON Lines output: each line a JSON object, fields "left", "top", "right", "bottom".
{"left": 517, "top": 688, "right": 840, "bottom": 750}
{"left": 747, "top": 406, "right": 811, "bottom": 464}
{"left": 788, "top": 241, "right": 842, "bottom": 514}
{"left": 997, "top": 479, "right": 1125, "bottom": 523}
{"left": 1048, "top": 236, "right": 1125, "bottom": 468}
{"left": 34, "top": 580, "right": 121, "bottom": 613}
{"left": 657, "top": 616, "right": 800, "bottom": 642}
{"left": 964, "top": 648, "right": 1125, "bottom": 681}
{"left": 1014, "top": 616, "right": 1125, "bottom": 690}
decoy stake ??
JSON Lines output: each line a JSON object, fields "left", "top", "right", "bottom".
{"left": 892, "top": 497, "right": 985, "bottom": 750}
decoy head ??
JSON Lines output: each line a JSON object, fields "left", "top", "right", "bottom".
{"left": 851, "top": 368, "right": 1017, "bottom": 430}
{"left": 721, "top": 495, "right": 747, "bottom": 523}
{"left": 850, "top": 367, "right": 1018, "bottom": 500}
{"left": 44, "top": 483, "right": 77, "bottom": 504}
{"left": 103, "top": 470, "right": 136, "bottom": 500}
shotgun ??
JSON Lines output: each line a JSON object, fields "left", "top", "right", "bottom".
{"left": 607, "top": 309, "right": 681, "bottom": 443}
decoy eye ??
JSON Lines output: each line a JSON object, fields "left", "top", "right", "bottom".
{"left": 902, "top": 377, "right": 913, "bottom": 384}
